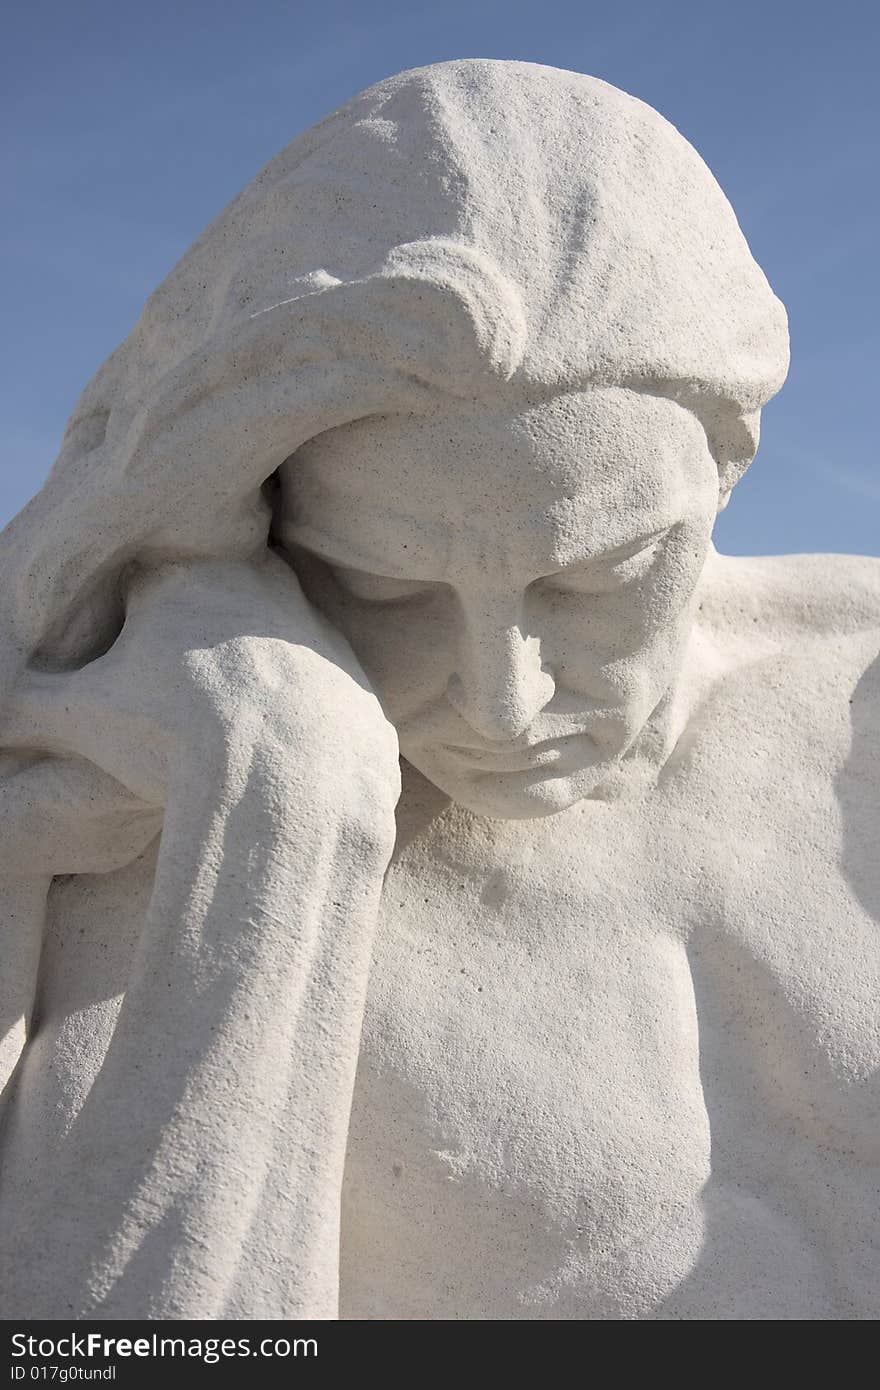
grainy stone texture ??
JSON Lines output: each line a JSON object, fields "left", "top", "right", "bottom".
{"left": 0, "top": 59, "right": 878, "bottom": 1320}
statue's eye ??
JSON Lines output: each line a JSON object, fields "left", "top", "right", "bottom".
{"left": 331, "top": 565, "right": 434, "bottom": 604}
{"left": 540, "top": 530, "right": 669, "bottom": 598}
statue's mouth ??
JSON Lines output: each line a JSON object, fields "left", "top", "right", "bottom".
{"left": 439, "top": 731, "right": 596, "bottom": 774}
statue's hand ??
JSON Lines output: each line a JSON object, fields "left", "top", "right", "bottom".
{"left": 4, "top": 553, "right": 401, "bottom": 824}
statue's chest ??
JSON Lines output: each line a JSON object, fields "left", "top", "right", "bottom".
{"left": 342, "top": 744, "right": 880, "bottom": 1318}
{"left": 343, "top": 804, "right": 714, "bottom": 1317}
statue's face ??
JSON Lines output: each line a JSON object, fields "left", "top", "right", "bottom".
{"left": 280, "top": 387, "right": 719, "bottom": 818}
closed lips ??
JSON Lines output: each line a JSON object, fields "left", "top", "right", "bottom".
{"left": 440, "top": 733, "right": 592, "bottom": 770}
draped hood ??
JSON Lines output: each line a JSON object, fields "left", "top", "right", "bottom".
{"left": 0, "top": 58, "right": 788, "bottom": 671}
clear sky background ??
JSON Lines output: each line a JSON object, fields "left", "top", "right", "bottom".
{"left": 2, "top": 0, "right": 878, "bottom": 554}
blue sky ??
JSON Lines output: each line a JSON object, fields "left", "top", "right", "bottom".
{"left": 2, "top": 0, "right": 878, "bottom": 554}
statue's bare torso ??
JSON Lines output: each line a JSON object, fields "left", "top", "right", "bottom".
{"left": 343, "top": 553, "right": 880, "bottom": 1319}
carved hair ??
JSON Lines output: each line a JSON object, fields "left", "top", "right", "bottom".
{"left": 0, "top": 60, "right": 789, "bottom": 677}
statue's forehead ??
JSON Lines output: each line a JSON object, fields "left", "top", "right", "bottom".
{"left": 282, "top": 390, "right": 711, "bottom": 579}
{"left": 288, "top": 388, "right": 706, "bottom": 501}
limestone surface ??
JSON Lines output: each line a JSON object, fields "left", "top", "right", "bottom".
{"left": 1, "top": 59, "right": 878, "bottom": 1320}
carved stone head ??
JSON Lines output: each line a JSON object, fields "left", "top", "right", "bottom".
{"left": 0, "top": 61, "right": 789, "bottom": 817}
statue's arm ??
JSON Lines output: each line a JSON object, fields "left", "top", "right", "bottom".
{"left": 0, "top": 554, "right": 400, "bottom": 1318}
{"left": 0, "top": 751, "right": 163, "bottom": 1095}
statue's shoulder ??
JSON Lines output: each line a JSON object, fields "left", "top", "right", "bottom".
{"left": 698, "top": 549, "right": 880, "bottom": 644}
{"left": 692, "top": 550, "right": 880, "bottom": 786}
{"left": 696, "top": 547, "right": 880, "bottom": 751}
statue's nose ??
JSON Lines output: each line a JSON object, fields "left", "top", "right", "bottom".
{"left": 445, "top": 615, "right": 555, "bottom": 741}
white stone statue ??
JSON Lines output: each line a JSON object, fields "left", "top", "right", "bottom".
{"left": 1, "top": 59, "right": 878, "bottom": 1321}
